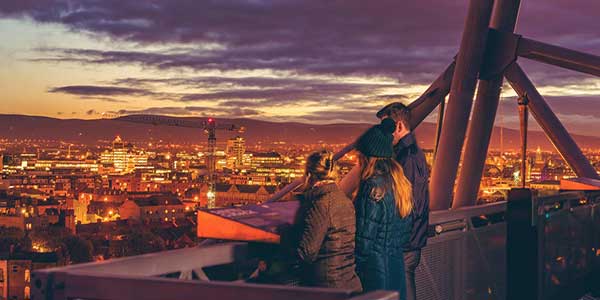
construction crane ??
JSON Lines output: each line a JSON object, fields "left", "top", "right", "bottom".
{"left": 108, "top": 114, "right": 244, "bottom": 208}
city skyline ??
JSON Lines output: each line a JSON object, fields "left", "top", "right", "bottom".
{"left": 1, "top": 0, "right": 600, "bottom": 137}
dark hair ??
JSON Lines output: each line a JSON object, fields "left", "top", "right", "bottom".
{"left": 376, "top": 102, "right": 411, "bottom": 128}
{"left": 303, "top": 150, "right": 337, "bottom": 188}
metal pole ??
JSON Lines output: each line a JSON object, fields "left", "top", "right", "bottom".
{"left": 433, "top": 97, "right": 445, "bottom": 161}
{"left": 517, "top": 37, "right": 600, "bottom": 77}
{"left": 518, "top": 96, "right": 529, "bottom": 188}
{"left": 453, "top": 0, "right": 521, "bottom": 209}
{"left": 408, "top": 62, "right": 455, "bottom": 129}
{"left": 504, "top": 62, "right": 599, "bottom": 179}
{"left": 506, "top": 188, "right": 538, "bottom": 300}
{"left": 429, "top": 0, "right": 494, "bottom": 211}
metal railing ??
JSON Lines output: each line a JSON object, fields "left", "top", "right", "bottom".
{"left": 33, "top": 200, "right": 507, "bottom": 300}
{"left": 33, "top": 189, "right": 600, "bottom": 300}
{"left": 506, "top": 190, "right": 600, "bottom": 300}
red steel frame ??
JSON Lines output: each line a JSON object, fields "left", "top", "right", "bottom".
{"left": 453, "top": 0, "right": 522, "bottom": 209}
{"left": 429, "top": 0, "right": 495, "bottom": 210}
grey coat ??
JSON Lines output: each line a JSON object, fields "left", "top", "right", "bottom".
{"left": 288, "top": 183, "right": 363, "bottom": 293}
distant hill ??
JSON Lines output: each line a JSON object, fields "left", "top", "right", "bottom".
{"left": 1, "top": 114, "right": 600, "bottom": 151}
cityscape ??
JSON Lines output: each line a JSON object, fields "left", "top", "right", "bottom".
{"left": 2, "top": 120, "right": 600, "bottom": 297}
{"left": 1, "top": 0, "right": 599, "bottom": 299}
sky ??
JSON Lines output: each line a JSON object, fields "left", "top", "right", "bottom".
{"left": 0, "top": 0, "right": 599, "bottom": 136}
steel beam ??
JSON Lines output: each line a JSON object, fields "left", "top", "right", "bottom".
{"left": 518, "top": 37, "right": 600, "bottom": 77}
{"left": 433, "top": 98, "right": 445, "bottom": 161}
{"left": 408, "top": 61, "right": 455, "bottom": 129}
{"left": 429, "top": 0, "right": 494, "bottom": 210}
{"left": 453, "top": 0, "right": 521, "bottom": 209}
{"left": 504, "top": 63, "right": 599, "bottom": 179}
{"left": 518, "top": 97, "right": 529, "bottom": 188}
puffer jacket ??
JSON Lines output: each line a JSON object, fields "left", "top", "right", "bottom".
{"left": 355, "top": 175, "right": 412, "bottom": 298}
{"left": 286, "top": 183, "right": 362, "bottom": 293}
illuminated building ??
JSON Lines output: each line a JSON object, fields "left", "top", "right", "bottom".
{"left": 226, "top": 136, "right": 246, "bottom": 169}
{"left": 250, "top": 152, "right": 283, "bottom": 168}
{"left": 528, "top": 146, "right": 545, "bottom": 181}
{"left": 216, "top": 184, "right": 278, "bottom": 206}
{"left": 0, "top": 252, "right": 58, "bottom": 300}
{"left": 100, "top": 136, "right": 148, "bottom": 174}
{"left": 0, "top": 257, "right": 30, "bottom": 300}
{"left": 119, "top": 196, "right": 185, "bottom": 222}
{"left": 33, "top": 160, "right": 99, "bottom": 172}
{"left": 529, "top": 180, "right": 561, "bottom": 191}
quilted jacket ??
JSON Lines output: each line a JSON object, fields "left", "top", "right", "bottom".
{"left": 355, "top": 175, "right": 412, "bottom": 298}
{"left": 288, "top": 183, "right": 363, "bottom": 293}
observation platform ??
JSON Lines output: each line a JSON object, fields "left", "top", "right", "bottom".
{"left": 32, "top": 189, "right": 600, "bottom": 300}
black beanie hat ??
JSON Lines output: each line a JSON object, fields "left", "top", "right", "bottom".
{"left": 355, "top": 118, "right": 396, "bottom": 158}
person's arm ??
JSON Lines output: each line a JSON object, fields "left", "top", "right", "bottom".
{"left": 296, "top": 198, "right": 330, "bottom": 263}
{"left": 339, "top": 165, "right": 361, "bottom": 199}
{"left": 355, "top": 179, "right": 385, "bottom": 254}
{"left": 402, "top": 151, "right": 429, "bottom": 219}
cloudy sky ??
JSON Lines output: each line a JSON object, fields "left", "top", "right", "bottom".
{"left": 0, "top": 0, "right": 599, "bottom": 135}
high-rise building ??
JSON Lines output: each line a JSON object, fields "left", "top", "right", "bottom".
{"left": 226, "top": 136, "right": 246, "bottom": 169}
{"left": 101, "top": 136, "right": 148, "bottom": 174}
{"left": 535, "top": 146, "right": 543, "bottom": 163}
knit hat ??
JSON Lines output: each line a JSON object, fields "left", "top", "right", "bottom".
{"left": 355, "top": 118, "right": 396, "bottom": 158}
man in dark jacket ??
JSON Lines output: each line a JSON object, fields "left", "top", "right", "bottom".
{"left": 377, "top": 102, "right": 430, "bottom": 300}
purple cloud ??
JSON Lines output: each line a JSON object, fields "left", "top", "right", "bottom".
{"left": 114, "top": 106, "right": 263, "bottom": 118}
{"left": 49, "top": 85, "right": 151, "bottom": 96}
{"left": 1, "top": 0, "right": 598, "bottom": 133}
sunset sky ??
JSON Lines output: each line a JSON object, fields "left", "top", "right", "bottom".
{"left": 0, "top": 0, "right": 599, "bottom": 136}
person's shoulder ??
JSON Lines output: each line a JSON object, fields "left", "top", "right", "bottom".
{"left": 306, "top": 183, "right": 342, "bottom": 203}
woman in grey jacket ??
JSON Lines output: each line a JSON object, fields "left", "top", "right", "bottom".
{"left": 284, "top": 150, "right": 362, "bottom": 293}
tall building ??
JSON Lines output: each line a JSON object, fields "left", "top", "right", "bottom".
{"left": 226, "top": 136, "right": 246, "bottom": 169}
{"left": 100, "top": 136, "right": 148, "bottom": 174}
{"left": 535, "top": 146, "right": 543, "bottom": 163}
{"left": 530, "top": 146, "right": 545, "bottom": 181}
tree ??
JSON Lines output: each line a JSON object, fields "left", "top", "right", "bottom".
{"left": 121, "top": 230, "right": 166, "bottom": 256}
{"left": 63, "top": 236, "right": 94, "bottom": 263}
{"left": 0, "top": 226, "right": 27, "bottom": 252}
{"left": 29, "top": 225, "right": 72, "bottom": 252}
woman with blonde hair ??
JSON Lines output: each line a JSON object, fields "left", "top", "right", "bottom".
{"left": 282, "top": 150, "right": 362, "bottom": 293}
{"left": 353, "top": 118, "right": 413, "bottom": 299}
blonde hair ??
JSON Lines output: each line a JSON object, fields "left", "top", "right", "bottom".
{"left": 301, "top": 150, "right": 338, "bottom": 191}
{"left": 358, "top": 153, "right": 413, "bottom": 217}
